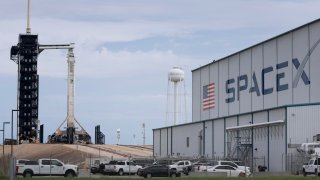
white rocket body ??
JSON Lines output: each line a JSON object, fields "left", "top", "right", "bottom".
{"left": 67, "top": 48, "right": 75, "bottom": 129}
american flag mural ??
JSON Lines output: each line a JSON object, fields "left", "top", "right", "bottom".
{"left": 203, "top": 83, "right": 215, "bottom": 110}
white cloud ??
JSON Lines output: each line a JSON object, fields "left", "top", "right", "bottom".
{"left": 25, "top": 45, "right": 197, "bottom": 80}
{"left": 1, "top": 0, "right": 319, "bottom": 144}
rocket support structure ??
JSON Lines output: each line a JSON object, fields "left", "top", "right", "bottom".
{"left": 11, "top": 1, "right": 90, "bottom": 144}
{"left": 40, "top": 44, "right": 91, "bottom": 144}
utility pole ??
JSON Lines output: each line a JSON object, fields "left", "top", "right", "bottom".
{"left": 133, "top": 134, "right": 136, "bottom": 145}
{"left": 142, "top": 123, "right": 145, "bottom": 146}
{"left": 117, "top": 129, "right": 120, "bottom": 145}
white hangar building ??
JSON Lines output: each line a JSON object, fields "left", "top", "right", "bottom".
{"left": 153, "top": 19, "right": 320, "bottom": 172}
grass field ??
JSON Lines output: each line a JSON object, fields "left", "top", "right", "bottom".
{"left": 0, "top": 170, "right": 8, "bottom": 180}
{"left": 13, "top": 176, "right": 320, "bottom": 180}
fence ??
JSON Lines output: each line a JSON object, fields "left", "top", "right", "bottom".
{"left": 0, "top": 154, "right": 11, "bottom": 177}
{"left": 0, "top": 154, "right": 16, "bottom": 180}
{"left": 85, "top": 153, "right": 309, "bottom": 173}
{"left": 0, "top": 150, "right": 315, "bottom": 178}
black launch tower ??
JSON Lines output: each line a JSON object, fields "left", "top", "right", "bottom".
{"left": 10, "top": 34, "right": 39, "bottom": 143}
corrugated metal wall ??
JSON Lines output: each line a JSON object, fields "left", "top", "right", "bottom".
{"left": 160, "top": 128, "right": 168, "bottom": 156}
{"left": 153, "top": 130, "right": 160, "bottom": 156}
{"left": 252, "top": 111, "right": 268, "bottom": 170}
{"left": 154, "top": 105, "right": 320, "bottom": 172}
{"left": 310, "top": 22, "right": 320, "bottom": 102}
{"left": 153, "top": 107, "right": 288, "bottom": 171}
{"left": 240, "top": 50, "right": 252, "bottom": 112}
{"left": 171, "top": 123, "right": 203, "bottom": 156}
{"left": 213, "top": 119, "right": 225, "bottom": 157}
{"left": 251, "top": 45, "right": 263, "bottom": 111}
{"left": 204, "top": 121, "right": 213, "bottom": 157}
{"left": 287, "top": 105, "right": 320, "bottom": 144}
{"left": 168, "top": 127, "right": 172, "bottom": 156}
{"left": 192, "top": 70, "right": 201, "bottom": 122}
{"left": 229, "top": 54, "right": 240, "bottom": 115}
{"left": 201, "top": 66, "right": 210, "bottom": 120}
{"left": 267, "top": 108, "right": 286, "bottom": 172}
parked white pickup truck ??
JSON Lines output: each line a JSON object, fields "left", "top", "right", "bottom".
{"left": 16, "top": 158, "right": 78, "bottom": 178}
{"left": 103, "top": 160, "right": 142, "bottom": 175}
{"left": 302, "top": 157, "right": 320, "bottom": 176}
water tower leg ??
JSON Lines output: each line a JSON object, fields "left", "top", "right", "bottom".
{"left": 174, "top": 82, "right": 177, "bottom": 125}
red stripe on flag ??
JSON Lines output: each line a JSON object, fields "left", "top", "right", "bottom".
{"left": 203, "top": 106, "right": 215, "bottom": 111}
{"left": 203, "top": 98, "right": 215, "bottom": 103}
{"left": 203, "top": 103, "right": 215, "bottom": 106}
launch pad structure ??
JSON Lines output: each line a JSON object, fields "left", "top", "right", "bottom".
{"left": 41, "top": 44, "right": 91, "bottom": 144}
{"left": 10, "top": 0, "right": 91, "bottom": 144}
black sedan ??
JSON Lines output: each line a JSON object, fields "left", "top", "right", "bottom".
{"left": 90, "top": 163, "right": 106, "bottom": 174}
{"left": 138, "top": 165, "right": 181, "bottom": 178}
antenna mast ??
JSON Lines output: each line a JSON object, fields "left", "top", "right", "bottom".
{"left": 26, "top": 0, "right": 31, "bottom": 34}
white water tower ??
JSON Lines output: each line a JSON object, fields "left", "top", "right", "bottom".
{"left": 167, "top": 66, "right": 187, "bottom": 125}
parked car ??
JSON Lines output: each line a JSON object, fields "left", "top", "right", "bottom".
{"left": 302, "top": 157, "right": 320, "bottom": 176}
{"left": 90, "top": 163, "right": 107, "bottom": 174}
{"left": 206, "top": 165, "right": 246, "bottom": 177}
{"left": 103, "top": 160, "right": 142, "bottom": 175}
{"left": 132, "top": 158, "right": 155, "bottom": 168}
{"left": 138, "top": 165, "right": 181, "bottom": 178}
{"left": 153, "top": 159, "right": 176, "bottom": 165}
{"left": 219, "top": 161, "right": 251, "bottom": 176}
{"left": 16, "top": 158, "right": 78, "bottom": 178}
{"left": 168, "top": 160, "right": 192, "bottom": 174}
{"left": 198, "top": 160, "right": 251, "bottom": 176}
{"left": 193, "top": 162, "right": 211, "bottom": 172}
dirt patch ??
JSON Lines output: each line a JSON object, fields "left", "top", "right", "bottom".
{"left": 1, "top": 144, "right": 152, "bottom": 168}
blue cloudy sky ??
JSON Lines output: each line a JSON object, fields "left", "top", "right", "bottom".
{"left": 0, "top": 0, "right": 319, "bottom": 144}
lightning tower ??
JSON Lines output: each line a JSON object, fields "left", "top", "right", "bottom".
{"left": 10, "top": 0, "right": 91, "bottom": 144}
{"left": 10, "top": 0, "right": 39, "bottom": 143}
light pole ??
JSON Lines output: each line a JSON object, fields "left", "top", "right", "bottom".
{"left": 3, "top": 122, "right": 10, "bottom": 156}
{"left": 0, "top": 129, "right": 3, "bottom": 173}
{"left": 11, "top": 109, "right": 19, "bottom": 156}
{"left": 0, "top": 129, "right": 3, "bottom": 155}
